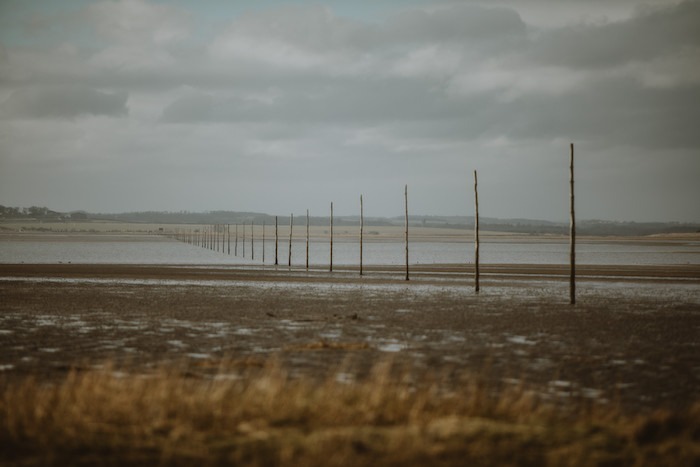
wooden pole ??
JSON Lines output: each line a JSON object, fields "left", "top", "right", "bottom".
{"left": 360, "top": 194, "right": 364, "bottom": 276}
{"left": 288, "top": 214, "right": 293, "bottom": 268}
{"left": 330, "top": 202, "right": 334, "bottom": 272}
{"left": 474, "top": 170, "right": 480, "bottom": 293}
{"left": 227, "top": 224, "right": 231, "bottom": 255}
{"left": 570, "top": 143, "right": 576, "bottom": 305}
{"left": 306, "top": 209, "right": 310, "bottom": 270}
{"left": 404, "top": 184, "right": 409, "bottom": 281}
{"left": 235, "top": 224, "right": 238, "bottom": 256}
{"left": 262, "top": 221, "right": 265, "bottom": 264}
{"left": 275, "top": 216, "right": 279, "bottom": 266}
{"left": 242, "top": 222, "right": 246, "bottom": 258}
{"left": 251, "top": 221, "right": 254, "bottom": 261}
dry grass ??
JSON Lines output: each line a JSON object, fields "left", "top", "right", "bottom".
{"left": 1, "top": 359, "right": 698, "bottom": 466}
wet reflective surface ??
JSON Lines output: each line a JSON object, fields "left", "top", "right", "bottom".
{"left": 1, "top": 264, "right": 698, "bottom": 412}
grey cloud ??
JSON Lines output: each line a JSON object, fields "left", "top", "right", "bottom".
{"left": 221, "top": 4, "right": 370, "bottom": 52}
{"left": 223, "top": 3, "right": 528, "bottom": 54}
{"left": 370, "top": 79, "right": 700, "bottom": 150}
{"left": 531, "top": 0, "right": 700, "bottom": 68}
{"left": 503, "top": 80, "right": 700, "bottom": 149}
{"left": 1, "top": 86, "right": 128, "bottom": 119}
{"left": 84, "top": 0, "right": 192, "bottom": 46}
{"left": 160, "top": 71, "right": 700, "bottom": 149}
{"left": 160, "top": 78, "right": 473, "bottom": 124}
{"left": 385, "top": 4, "right": 527, "bottom": 45}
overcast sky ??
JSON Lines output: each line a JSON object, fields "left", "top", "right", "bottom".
{"left": 1, "top": 0, "right": 698, "bottom": 222}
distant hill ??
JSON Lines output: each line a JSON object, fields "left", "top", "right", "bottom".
{"left": 2, "top": 206, "right": 699, "bottom": 236}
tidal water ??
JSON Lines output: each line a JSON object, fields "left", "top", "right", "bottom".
{"left": 1, "top": 235, "right": 698, "bottom": 266}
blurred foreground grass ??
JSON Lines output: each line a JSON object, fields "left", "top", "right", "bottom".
{"left": 1, "top": 359, "right": 698, "bottom": 466}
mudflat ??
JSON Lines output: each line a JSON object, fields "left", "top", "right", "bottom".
{"left": 1, "top": 262, "right": 698, "bottom": 412}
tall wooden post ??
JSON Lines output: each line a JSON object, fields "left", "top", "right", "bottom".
{"left": 242, "top": 222, "right": 246, "bottom": 258}
{"left": 404, "top": 184, "right": 409, "bottom": 281}
{"left": 262, "top": 221, "right": 266, "bottom": 264}
{"left": 288, "top": 214, "right": 293, "bottom": 268}
{"left": 235, "top": 224, "right": 238, "bottom": 256}
{"left": 360, "top": 194, "right": 364, "bottom": 276}
{"left": 474, "top": 170, "right": 480, "bottom": 293}
{"left": 275, "top": 216, "right": 279, "bottom": 266}
{"left": 330, "top": 202, "right": 334, "bottom": 272}
{"left": 306, "top": 209, "right": 310, "bottom": 270}
{"left": 569, "top": 143, "right": 576, "bottom": 305}
{"left": 227, "top": 224, "right": 231, "bottom": 255}
{"left": 251, "top": 221, "right": 255, "bottom": 261}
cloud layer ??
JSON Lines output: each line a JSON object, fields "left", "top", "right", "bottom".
{"left": 0, "top": 0, "right": 698, "bottom": 221}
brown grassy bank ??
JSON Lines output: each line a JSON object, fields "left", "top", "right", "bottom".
{"left": 2, "top": 359, "right": 699, "bottom": 467}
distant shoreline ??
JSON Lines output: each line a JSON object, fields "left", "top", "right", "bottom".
{"left": 2, "top": 224, "right": 699, "bottom": 244}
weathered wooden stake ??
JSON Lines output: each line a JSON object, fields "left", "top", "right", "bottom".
{"left": 251, "top": 221, "right": 255, "bottom": 261}
{"left": 288, "top": 214, "right": 293, "bottom": 268}
{"left": 262, "top": 221, "right": 266, "bottom": 264}
{"left": 360, "top": 194, "right": 364, "bottom": 276}
{"left": 330, "top": 202, "right": 334, "bottom": 272}
{"left": 570, "top": 143, "right": 576, "bottom": 305}
{"left": 235, "top": 224, "right": 238, "bottom": 256}
{"left": 227, "top": 224, "right": 231, "bottom": 255}
{"left": 404, "top": 184, "right": 409, "bottom": 281}
{"left": 306, "top": 209, "right": 310, "bottom": 270}
{"left": 242, "top": 222, "right": 246, "bottom": 258}
{"left": 474, "top": 170, "right": 480, "bottom": 293}
{"left": 275, "top": 216, "right": 279, "bottom": 266}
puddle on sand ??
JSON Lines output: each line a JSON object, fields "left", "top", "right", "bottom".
{"left": 377, "top": 341, "right": 405, "bottom": 352}
{"left": 187, "top": 353, "right": 211, "bottom": 359}
{"left": 506, "top": 335, "right": 537, "bottom": 346}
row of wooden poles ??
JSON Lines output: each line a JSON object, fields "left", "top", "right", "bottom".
{"left": 172, "top": 202, "right": 367, "bottom": 272}
{"left": 173, "top": 144, "right": 577, "bottom": 304}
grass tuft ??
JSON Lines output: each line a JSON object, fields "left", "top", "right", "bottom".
{"left": 1, "top": 359, "right": 698, "bottom": 466}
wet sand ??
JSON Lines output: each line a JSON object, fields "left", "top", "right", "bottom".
{"left": 1, "top": 263, "right": 699, "bottom": 412}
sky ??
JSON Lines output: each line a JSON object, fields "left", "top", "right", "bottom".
{"left": 0, "top": 0, "right": 698, "bottom": 222}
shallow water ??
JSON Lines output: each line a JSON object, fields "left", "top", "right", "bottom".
{"left": 1, "top": 236, "right": 699, "bottom": 266}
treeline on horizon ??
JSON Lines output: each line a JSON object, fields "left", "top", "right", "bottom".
{"left": 2, "top": 205, "right": 699, "bottom": 237}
